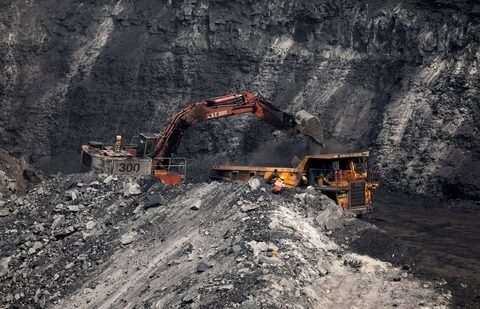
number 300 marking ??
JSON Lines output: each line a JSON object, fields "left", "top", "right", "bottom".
{"left": 118, "top": 163, "right": 140, "bottom": 173}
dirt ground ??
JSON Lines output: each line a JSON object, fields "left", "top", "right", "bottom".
{"left": 346, "top": 188, "right": 480, "bottom": 309}
{"left": 367, "top": 190, "right": 480, "bottom": 308}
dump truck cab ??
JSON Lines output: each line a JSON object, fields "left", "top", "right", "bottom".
{"left": 297, "top": 152, "right": 379, "bottom": 214}
{"left": 211, "top": 151, "right": 379, "bottom": 215}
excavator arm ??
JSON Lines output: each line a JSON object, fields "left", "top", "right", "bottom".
{"left": 152, "top": 92, "right": 324, "bottom": 167}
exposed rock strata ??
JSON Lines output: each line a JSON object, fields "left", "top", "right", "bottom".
{"left": 0, "top": 0, "right": 478, "bottom": 198}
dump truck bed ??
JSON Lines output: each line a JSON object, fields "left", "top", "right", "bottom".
{"left": 211, "top": 165, "right": 300, "bottom": 187}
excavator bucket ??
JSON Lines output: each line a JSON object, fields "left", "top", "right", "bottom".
{"left": 294, "top": 110, "right": 324, "bottom": 146}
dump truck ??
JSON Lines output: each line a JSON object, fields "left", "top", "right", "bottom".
{"left": 81, "top": 92, "right": 324, "bottom": 185}
{"left": 211, "top": 151, "right": 379, "bottom": 215}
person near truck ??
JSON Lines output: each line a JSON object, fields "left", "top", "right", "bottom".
{"left": 267, "top": 169, "right": 280, "bottom": 184}
{"left": 272, "top": 177, "right": 285, "bottom": 193}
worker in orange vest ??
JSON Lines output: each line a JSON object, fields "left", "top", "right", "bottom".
{"left": 272, "top": 177, "right": 285, "bottom": 193}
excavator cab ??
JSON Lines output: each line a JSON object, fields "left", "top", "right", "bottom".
{"left": 128, "top": 133, "right": 186, "bottom": 185}
{"left": 132, "top": 133, "right": 158, "bottom": 158}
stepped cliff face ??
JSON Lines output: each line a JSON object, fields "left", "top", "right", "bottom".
{"left": 0, "top": 0, "right": 479, "bottom": 199}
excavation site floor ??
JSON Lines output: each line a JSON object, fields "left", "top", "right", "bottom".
{"left": 361, "top": 189, "right": 480, "bottom": 308}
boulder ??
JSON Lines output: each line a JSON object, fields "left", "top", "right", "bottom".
{"left": 65, "top": 190, "right": 78, "bottom": 202}
{"left": 124, "top": 182, "right": 141, "bottom": 197}
{"left": 103, "top": 175, "right": 114, "bottom": 184}
{"left": 0, "top": 208, "right": 9, "bottom": 217}
{"left": 247, "top": 240, "right": 268, "bottom": 256}
{"left": 306, "top": 186, "right": 316, "bottom": 195}
{"left": 67, "top": 205, "right": 81, "bottom": 212}
{"left": 196, "top": 260, "right": 211, "bottom": 273}
{"left": 325, "top": 218, "right": 344, "bottom": 231}
{"left": 85, "top": 221, "right": 97, "bottom": 230}
{"left": 248, "top": 178, "right": 262, "bottom": 191}
{"left": 294, "top": 193, "right": 307, "bottom": 203}
{"left": 0, "top": 257, "right": 11, "bottom": 277}
{"left": 190, "top": 199, "right": 202, "bottom": 210}
{"left": 144, "top": 194, "right": 166, "bottom": 209}
{"left": 232, "top": 244, "right": 242, "bottom": 256}
{"left": 120, "top": 231, "right": 138, "bottom": 245}
{"left": 28, "top": 242, "right": 43, "bottom": 255}
{"left": 315, "top": 203, "right": 345, "bottom": 231}
{"left": 241, "top": 203, "right": 260, "bottom": 212}
{"left": 51, "top": 215, "right": 65, "bottom": 230}
{"left": 268, "top": 219, "right": 280, "bottom": 230}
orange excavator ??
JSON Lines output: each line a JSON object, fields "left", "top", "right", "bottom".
{"left": 81, "top": 92, "right": 324, "bottom": 185}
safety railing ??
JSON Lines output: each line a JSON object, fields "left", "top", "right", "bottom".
{"left": 155, "top": 157, "right": 187, "bottom": 177}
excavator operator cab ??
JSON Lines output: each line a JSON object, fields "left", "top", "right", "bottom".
{"left": 132, "top": 133, "right": 158, "bottom": 158}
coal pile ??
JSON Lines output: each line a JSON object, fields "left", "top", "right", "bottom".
{"left": 1, "top": 175, "right": 451, "bottom": 308}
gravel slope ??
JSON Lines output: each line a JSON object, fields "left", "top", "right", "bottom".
{"left": 0, "top": 174, "right": 451, "bottom": 308}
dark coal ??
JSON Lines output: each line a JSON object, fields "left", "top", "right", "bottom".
{"left": 349, "top": 229, "right": 415, "bottom": 267}
{"left": 143, "top": 194, "right": 165, "bottom": 209}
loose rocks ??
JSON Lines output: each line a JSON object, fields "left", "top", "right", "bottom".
{"left": 0, "top": 257, "right": 11, "bottom": 277}
{"left": 120, "top": 231, "right": 138, "bottom": 245}
{"left": 0, "top": 174, "right": 449, "bottom": 309}
{"left": 85, "top": 220, "right": 97, "bottom": 230}
{"left": 0, "top": 208, "right": 10, "bottom": 217}
{"left": 248, "top": 178, "right": 262, "bottom": 191}
{"left": 190, "top": 199, "right": 202, "bottom": 210}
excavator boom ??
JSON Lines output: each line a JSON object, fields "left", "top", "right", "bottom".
{"left": 81, "top": 92, "right": 324, "bottom": 185}
{"left": 152, "top": 92, "right": 324, "bottom": 163}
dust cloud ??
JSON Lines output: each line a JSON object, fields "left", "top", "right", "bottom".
{"left": 247, "top": 137, "right": 355, "bottom": 167}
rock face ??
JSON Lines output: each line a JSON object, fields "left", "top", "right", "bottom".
{"left": 0, "top": 0, "right": 479, "bottom": 199}
{"left": 0, "top": 149, "right": 41, "bottom": 198}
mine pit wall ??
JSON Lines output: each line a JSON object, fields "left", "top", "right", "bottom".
{"left": 0, "top": 0, "right": 479, "bottom": 199}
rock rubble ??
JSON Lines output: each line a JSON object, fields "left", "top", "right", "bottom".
{"left": 0, "top": 173, "right": 450, "bottom": 308}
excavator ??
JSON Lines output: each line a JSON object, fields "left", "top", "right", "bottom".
{"left": 81, "top": 92, "right": 324, "bottom": 185}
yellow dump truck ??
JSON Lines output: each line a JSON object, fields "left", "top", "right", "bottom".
{"left": 211, "top": 151, "right": 379, "bottom": 215}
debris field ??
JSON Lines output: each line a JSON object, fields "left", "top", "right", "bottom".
{"left": 0, "top": 173, "right": 451, "bottom": 308}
